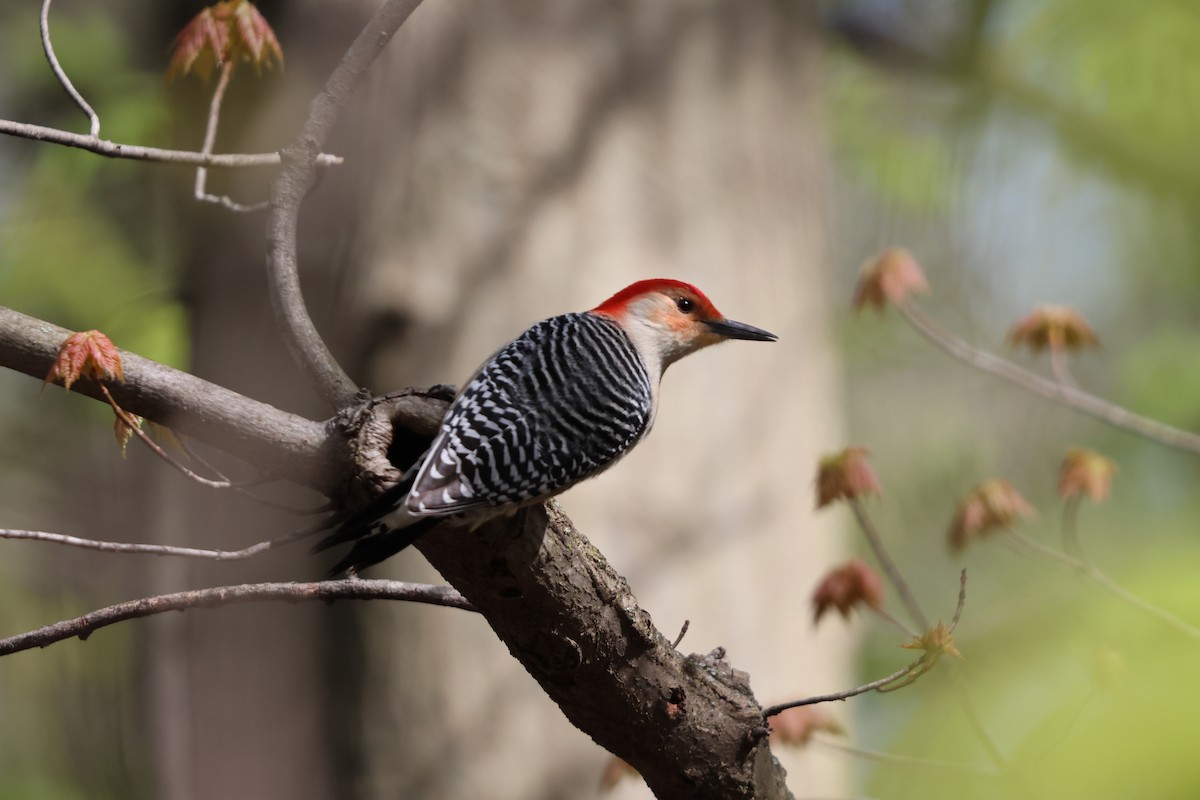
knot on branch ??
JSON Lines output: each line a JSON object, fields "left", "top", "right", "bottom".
{"left": 333, "top": 386, "right": 454, "bottom": 508}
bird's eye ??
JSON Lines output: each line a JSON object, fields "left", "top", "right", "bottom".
{"left": 675, "top": 297, "right": 695, "bottom": 314}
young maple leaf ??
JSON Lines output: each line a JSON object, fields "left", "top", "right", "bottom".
{"left": 167, "top": 6, "right": 230, "bottom": 82}
{"left": 232, "top": 0, "right": 284, "bottom": 70}
{"left": 852, "top": 247, "right": 930, "bottom": 313}
{"left": 815, "top": 446, "right": 882, "bottom": 508}
{"left": 769, "top": 706, "right": 845, "bottom": 747}
{"left": 1007, "top": 305, "right": 1099, "bottom": 354}
{"left": 1058, "top": 447, "right": 1117, "bottom": 503}
{"left": 811, "top": 558, "right": 885, "bottom": 624}
{"left": 45, "top": 330, "right": 125, "bottom": 391}
{"left": 114, "top": 413, "right": 144, "bottom": 459}
{"left": 948, "top": 479, "right": 1035, "bottom": 552}
{"left": 168, "top": 1, "right": 282, "bottom": 83}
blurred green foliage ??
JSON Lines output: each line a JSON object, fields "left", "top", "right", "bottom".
{"left": 829, "top": 0, "right": 1200, "bottom": 797}
{"left": 0, "top": 6, "right": 184, "bottom": 799}
{"left": 0, "top": 6, "right": 186, "bottom": 368}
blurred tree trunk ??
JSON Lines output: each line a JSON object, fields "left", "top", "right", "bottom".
{"left": 136, "top": 7, "right": 371, "bottom": 799}
{"left": 337, "top": 2, "right": 852, "bottom": 797}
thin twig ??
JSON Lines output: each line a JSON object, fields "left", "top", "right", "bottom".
{"left": 671, "top": 619, "right": 690, "bottom": 649}
{"left": 158, "top": 434, "right": 328, "bottom": 513}
{"left": 106, "top": 387, "right": 326, "bottom": 511}
{"left": 848, "top": 497, "right": 930, "bottom": 631}
{"left": 946, "top": 669, "right": 1010, "bottom": 769}
{"left": 1048, "top": 346, "right": 1077, "bottom": 388}
{"left": 194, "top": 61, "right": 268, "bottom": 212}
{"left": 40, "top": 0, "right": 99, "bottom": 136}
{"left": 899, "top": 300, "right": 1200, "bottom": 456}
{"left": 266, "top": 0, "right": 427, "bottom": 409}
{"left": 1061, "top": 497, "right": 1087, "bottom": 561}
{"left": 0, "top": 579, "right": 475, "bottom": 656}
{"left": 762, "top": 656, "right": 928, "bottom": 717}
{"left": 0, "top": 523, "right": 320, "bottom": 560}
{"left": 812, "top": 734, "right": 998, "bottom": 776}
{"left": 870, "top": 605, "right": 919, "bottom": 639}
{"left": 950, "top": 568, "right": 967, "bottom": 631}
{"left": 101, "top": 385, "right": 234, "bottom": 489}
{"left": 1007, "top": 531, "right": 1200, "bottom": 639}
{"left": 0, "top": 119, "right": 344, "bottom": 168}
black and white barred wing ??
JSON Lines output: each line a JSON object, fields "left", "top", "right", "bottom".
{"left": 407, "top": 313, "right": 654, "bottom": 516}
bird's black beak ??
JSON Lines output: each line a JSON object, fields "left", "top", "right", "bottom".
{"left": 703, "top": 318, "right": 778, "bottom": 342}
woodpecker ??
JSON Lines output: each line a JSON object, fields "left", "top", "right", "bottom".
{"left": 317, "top": 279, "right": 776, "bottom": 574}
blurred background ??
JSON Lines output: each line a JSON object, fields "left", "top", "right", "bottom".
{"left": 1, "top": 0, "right": 1199, "bottom": 798}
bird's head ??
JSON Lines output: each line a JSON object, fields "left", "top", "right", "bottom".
{"left": 591, "top": 279, "right": 777, "bottom": 371}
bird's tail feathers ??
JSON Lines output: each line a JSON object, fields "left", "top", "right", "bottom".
{"left": 323, "top": 516, "right": 439, "bottom": 578}
{"left": 313, "top": 468, "right": 438, "bottom": 576}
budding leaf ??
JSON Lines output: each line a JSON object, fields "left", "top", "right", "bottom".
{"left": 900, "top": 621, "right": 962, "bottom": 661}
{"left": 948, "top": 478, "right": 1035, "bottom": 552}
{"left": 852, "top": 247, "right": 930, "bottom": 312}
{"left": 1058, "top": 447, "right": 1117, "bottom": 503}
{"left": 1007, "top": 304, "right": 1100, "bottom": 354}
{"left": 168, "top": 0, "right": 282, "bottom": 83}
{"left": 815, "top": 446, "right": 881, "bottom": 509}
{"left": 812, "top": 558, "right": 886, "bottom": 624}
{"left": 769, "top": 706, "right": 845, "bottom": 747}
{"left": 598, "top": 756, "right": 639, "bottom": 791}
{"left": 45, "top": 330, "right": 125, "bottom": 391}
{"left": 114, "top": 413, "right": 144, "bottom": 459}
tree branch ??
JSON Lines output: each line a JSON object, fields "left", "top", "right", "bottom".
{"left": 414, "top": 501, "right": 794, "bottom": 799}
{"left": 0, "top": 120, "right": 343, "bottom": 168}
{"left": 899, "top": 300, "right": 1200, "bottom": 456}
{"left": 848, "top": 496, "right": 929, "bottom": 631}
{"left": 0, "top": 579, "right": 474, "bottom": 657}
{"left": 265, "top": 1, "right": 431, "bottom": 409}
{"left": 0, "top": 306, "right": 338, "bottom": 490}
{"left": 0, "top": 524, "right": 318, "bottom": 560}
{"left": 193, "top": 60, "right": 267, "bottom": 212}
{"left": 762, "top": 656, "right": 928, "bottom": 717}
{"left": 39, "top": 0, "right": 99, "bottom": 136}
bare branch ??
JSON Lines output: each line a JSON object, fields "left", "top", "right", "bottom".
{"left": 0, "top": 524, "right": 319, "bottom": 560}
{"left": 0, "top": 306, "right": 337, "bottom": 490}
{"left": 0, "top": 579, "right": 474, "bottom": 657}
{"left": 1007, "top": 530, "right": 1200, "bottom": 639}
{"left": 762, "top": 656, "right": 928, "bottom": 717}
{"left": 194, "top": 61, "right": 269, "bottom": 212}
{"left": 848, "top": 497, "right": 929, "bottom": 631}
{"left": 899, "top": 300, "right": 1200, "bottom": 456}
{"left": 265, "top": 0, "right": 430, "bottom": 410}
{"left": 102, "top": 385, "right": 239, "bottom": 489}
{"left": 812, "top": 735, "right": 998, "bottom": 776}
{"left": 949, "top": 567, "right": 967, "bottom": 632}
{"left": 0, "top": 120, "right": 343, "bottom": 168}
{"left": 40, "top": 0, "right": 99, "bottom": 136}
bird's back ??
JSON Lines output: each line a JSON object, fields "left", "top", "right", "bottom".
{"left": 408, "top": 312, "right": 655, "bottom": 515}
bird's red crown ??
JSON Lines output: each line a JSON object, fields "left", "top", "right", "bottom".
{"left": 591, "top": 279, "right": 721, "bottom": 319}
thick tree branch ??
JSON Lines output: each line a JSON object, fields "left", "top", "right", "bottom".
{"left": 414, "top": 502, "right": 793, "bottom": 800}
{"left": 0, "top": 579, "right": 474, "bottom": 657}
{"left": 0, "top": 306, "right": 338, "bottom": 490}
{"left": 0, "top": 120, "right": 343, "bottom": 168}
{"left": 265, "top": 0, "right": 430, "bottom": 409}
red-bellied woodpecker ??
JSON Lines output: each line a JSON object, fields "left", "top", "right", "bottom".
{"left": 318, "top": 278, "right": 776, "bottom": 574}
